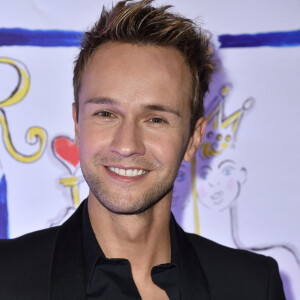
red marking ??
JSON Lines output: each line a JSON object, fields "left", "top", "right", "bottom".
{"left": 53, "top": 137, "right": 79, "bottom": 167}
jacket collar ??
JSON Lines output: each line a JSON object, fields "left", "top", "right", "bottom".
{"left": 49, "top": 200, "right": 211, "bottom": 300}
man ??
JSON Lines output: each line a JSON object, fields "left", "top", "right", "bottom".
{"left": 0, "top": 0, "right": 286, "bottom": 299}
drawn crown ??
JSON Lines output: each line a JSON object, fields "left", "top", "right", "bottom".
{"left": 200, "top": 86, "right": 253, "bottom": 158}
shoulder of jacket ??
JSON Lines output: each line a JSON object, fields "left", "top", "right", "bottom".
{"left": 0, "top": 226, "right": 60, "bottom": 259}
{"left": 186, "top": 232, "right": 276, "bottom": 279}
{"left": 187, "top": 231, "right": 266, "bottom": 261}
{"left": 185, "top": 232, "right": 285, "bottom": 299}
{"left": 0, "top": 227, "right": 61, "bottom": 298}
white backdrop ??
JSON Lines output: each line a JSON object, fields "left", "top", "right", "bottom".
{"left": 0, "top": 0, "right": 299, "bottom": 298}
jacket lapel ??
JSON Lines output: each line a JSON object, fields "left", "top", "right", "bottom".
{"left": 50, "top": 202, "right": 86, "bottom": 300}
{"left": 171, "top": 215, "right": 211, "bottom": 300}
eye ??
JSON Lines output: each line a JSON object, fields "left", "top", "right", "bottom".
{"left": 149, "top": 117, "right": 166, "bottom": 124}
{"left": 149, "top": 117, "right": 164, "bottom": 123}
{"left": 97, "top": 111, "right": 115, "bottom": 118}
{"left": 224, "top": 169, "right": 231, "bottom": 175}
{"left": 201, "top": 172, "right": 208, "bottom": 180}
{"left": 222, "top": 166, "right": 234, "bottom": 176}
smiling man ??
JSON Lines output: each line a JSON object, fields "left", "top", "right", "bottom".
{"left": 0, "top": 0, "right": 286, "bottom": 299}
{"left": 77, "top": 43, "right": 195, "bottom": 216}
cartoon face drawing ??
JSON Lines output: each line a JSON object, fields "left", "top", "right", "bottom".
{"left": 197, "top": 158, "right": 247, "bottom": 211}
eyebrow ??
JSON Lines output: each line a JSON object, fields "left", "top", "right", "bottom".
{"left": 200, "top": 165, "right": 212, "bottom": 171}
{"left": 84, "top": 97, "right": 118, "bottom": 106}
{"left": 142, "top": 104, "right": 181, "bottom": 118}
{"left": 218, "top": 159, "right": 235, "bottom": 168}
{"left": 84, "top": 97, "right": 181, "bottom": 117}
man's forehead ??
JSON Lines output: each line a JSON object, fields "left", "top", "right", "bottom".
{"left": 79, "top": 42, "right": 192, "bottom": 112}
{"left": 84, "top": 42, "right": 191, "bottom": 86}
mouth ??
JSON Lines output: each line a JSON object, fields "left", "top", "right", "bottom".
{"left": 211, "top": 191, "right": 223, "bottom": 204}
{"left": 106, "top": 166, "right": 149, "bottom": 177}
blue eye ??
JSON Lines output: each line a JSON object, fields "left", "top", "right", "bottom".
{"left": 224, "top": 168, "right": 231, "bottom": 176}
{"left": 201, "top": 173, "right": 208, "bottom": 180}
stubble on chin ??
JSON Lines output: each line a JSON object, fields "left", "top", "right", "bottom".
{"left": 81, "top": 155, "right": 176, "bottom": 215}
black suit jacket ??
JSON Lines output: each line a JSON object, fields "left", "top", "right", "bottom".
{"left": 0, "top": 201, "right": 285, "bottom": 300}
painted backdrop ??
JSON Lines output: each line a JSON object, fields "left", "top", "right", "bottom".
{"left": 0, "top": 0, "right": 299, "bottom": 298}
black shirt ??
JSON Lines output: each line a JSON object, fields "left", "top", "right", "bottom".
{"left": 82, "top": 201, "right": 181, "bottom": 299}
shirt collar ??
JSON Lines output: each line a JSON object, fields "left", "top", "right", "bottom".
{"left": 82, "top": 199, "right": 180, "bottom": 288}
{"left": 82, "top": 198, "right": 210, "bottom": 299}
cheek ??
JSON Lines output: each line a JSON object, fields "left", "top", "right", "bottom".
{"left": 198, "top": 185, "right": 207, "bottom": 198}
{"left": 79, "top": 125, "right": 111, "bottom": 157}
{"left": 226, "top": 178, "right": 237, "bottom": 190}
{"left": 146, "top": 132, "right": 186, "bottom": 164}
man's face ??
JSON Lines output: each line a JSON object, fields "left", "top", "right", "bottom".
{"left": 74, "top": 42, "right": 205, "bottom": 214}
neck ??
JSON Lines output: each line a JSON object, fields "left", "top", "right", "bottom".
{"left": 88, "top": 192, "right": 172, "bottom": 278}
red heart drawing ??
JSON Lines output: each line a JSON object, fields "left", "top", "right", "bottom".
{"left": 52, "top": 136, "right": 79, "bottom": 169}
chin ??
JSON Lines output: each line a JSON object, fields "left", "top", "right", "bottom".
{"left": 97, "top": 196, "right": 160, "bottom": 215}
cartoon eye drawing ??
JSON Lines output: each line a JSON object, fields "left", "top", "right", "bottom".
{"left": 222, "top": 166, "right": 234, "bottom": 176}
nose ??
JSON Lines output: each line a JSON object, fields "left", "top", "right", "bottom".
{"left": 208, "top": 180, "right": 220, "bottom": 187}
{"left": 109, "top": 120, "right": 146, "bottom": 157}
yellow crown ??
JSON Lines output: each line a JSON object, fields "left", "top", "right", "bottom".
{"left": 200, "top": 86, "right": 253, "bottom": 159}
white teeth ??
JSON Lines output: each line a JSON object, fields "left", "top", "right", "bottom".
{"left": 125, "top": 169, "right": 133, "bottom": 176}
{"left": 108, "top": 167, "right": 147, "bottom": 177}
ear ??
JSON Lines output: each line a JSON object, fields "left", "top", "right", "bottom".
{"left": 184, "top": 117, "right": 207, "bottom": 162}
{"left": 72, "top": 103, "right": 79, "bottom": 148}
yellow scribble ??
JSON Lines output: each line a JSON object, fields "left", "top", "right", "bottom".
{"left": 0, "top": 57, "right": 30, "bottom": 107}
{"left": 0, "top": 110, "right": 46, "bottom": 163}
{"left": 221, "top": 86, "right": 228, "bottom": 95}
{"left": 201, "top": 141, "right": 228, "bottom": 158}
{"left": 192, "top": 157, "right": 200, "bottom": 235}
{"left": 221, "top": 110, "right": 242, "bottom": 133}
{"left": 60, "top": 177, "right": 80, "bottom": 207}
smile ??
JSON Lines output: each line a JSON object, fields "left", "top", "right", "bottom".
{"left": 107, "top": 167, "right": 148, "bottom": 177}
